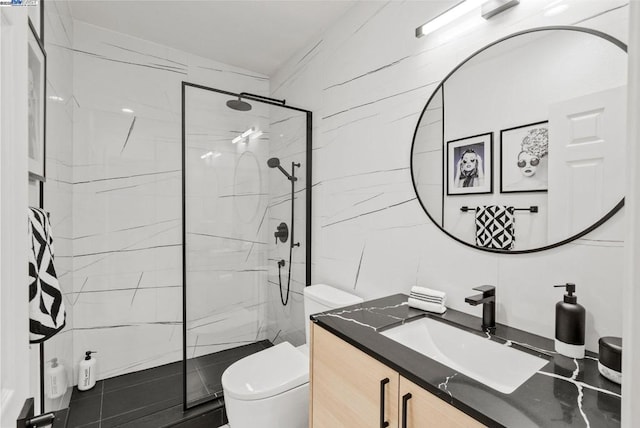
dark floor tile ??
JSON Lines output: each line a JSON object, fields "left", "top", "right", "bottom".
{"left": 190, "top": 340, "right": 273, "bottom": 404}
{"left": 66, "top": 393, "right": 102, "bottom": 428}
{"left": 114, "top": 403, "right": 184, "bottom": 428}
{"left": 101, "top": 373, "right": 182, "bottom": 420}
{"left": 193, "top": 340, "right": 271, "bottom": 369}
{"left": 103, "top": 360, "right": 182, "bottom": 392}
{"left": 168, "top": 408, "right": 224, "bottom": 428}
{"left": 259, "top": 339, "right": 274, "bottom": 349}
{"left": 198, "top": 358, "right": 240, "bottom": 397}
{"left": 100, "top": 397, "right": 180, "bottom": 428}
{"left": 75, "top": 423, "right": 100, "bottom": 428}
{"left": 66, "top": 342, "right": 268, "bottom": 428}
{"left": 69, "top": 380, "right": 104, "bottom": 402}
{"left": 220, "top": 405, "right": 228, "bottom": 425}
{"left": 187, "top": 390, "right": 224, "bottom": 409}
{"left": 52, "top": 408, "right": 69, "bottom": 428}
{"left": 116, "top": 396, "right": 227, "bottom": 428}
{"left": 186, "top": 370, "right": 211, "bottom": 405}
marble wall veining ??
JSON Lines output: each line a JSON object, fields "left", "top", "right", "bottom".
{"left": 33, "top": 0, "right": 75, "bottom": 411}
{"left": 271, "top": 0, "right": 629, "bottom": 352}
{"left": 183, "top": 86, "right": 271, "bottom": 363}
{"left": 71, "top": 21, "right": 271, "bottom": 379}
{"left": 264, "top": 106, "right": 308, "bottom": 347}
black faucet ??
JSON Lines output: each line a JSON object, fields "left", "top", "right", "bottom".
{"left": 465, "top": 285, "right": 496, "bottom": 331}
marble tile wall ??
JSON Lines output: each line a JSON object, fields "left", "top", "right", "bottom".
{"left": 37, "top": 0, "right": 75, "bottom": 411}
{"left": 71, "top": 21, "right": 270, "bottom": 379}
{"left": 264, "top": 106, "right": 308, "bottom": 346}
{"left": 184, "top": 86, "right": 270, "bottom": 360}
{"left": 271, "top": 0, "right": 629, "bottom": 352}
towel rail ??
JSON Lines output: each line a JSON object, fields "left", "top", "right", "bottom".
{"left": 460, "top": 205, "right": 538, "bottom": 213}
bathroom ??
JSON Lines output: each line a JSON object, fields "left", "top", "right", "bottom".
{"left": 1, "top": 0, "right": 639, "bottom": 427}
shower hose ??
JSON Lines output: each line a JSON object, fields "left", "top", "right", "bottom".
{"left": 277, "top": 244, "right": 294, "bottom": 306}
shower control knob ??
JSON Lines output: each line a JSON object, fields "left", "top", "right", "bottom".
{"left": 274, "top": 222, "right": 289, "bottom": 244}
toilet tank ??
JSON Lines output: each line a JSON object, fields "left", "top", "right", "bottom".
{"left": 303, "top": 284, "right": 363, "bottom": 344}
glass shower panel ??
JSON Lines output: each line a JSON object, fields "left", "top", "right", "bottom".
{"left": 184, "top": 87, "right": 270, "bottom": 405}
{"left": 264, "top": 106, "right": 309, "bottom": 347}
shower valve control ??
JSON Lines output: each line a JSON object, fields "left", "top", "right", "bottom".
{"left": 275, "top": 222, "right": 289, "bottom": 244}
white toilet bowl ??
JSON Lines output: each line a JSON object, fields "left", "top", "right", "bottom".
{"left": 221, "top": 284, "right": 362, "bottom": 428}
{"left": 222, "top": 342, "right": 309, "bottom": 428}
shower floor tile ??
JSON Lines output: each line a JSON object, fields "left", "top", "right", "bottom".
{"left": 189, "top": 339, "right": 273, "bottom": 405}
{"left": 66, "top": 341, "right": 270, "bottom": 428}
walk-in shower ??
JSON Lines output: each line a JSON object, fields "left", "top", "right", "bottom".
{"left": 182, "top": 83, "right": 311, "bottom": 409}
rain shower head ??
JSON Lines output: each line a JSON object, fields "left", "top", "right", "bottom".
{"left": 226, "top": 97, "right": 252, "bottom": 112}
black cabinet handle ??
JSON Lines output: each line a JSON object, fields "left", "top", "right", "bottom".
{"left": 380, "top": 378, "right": 390, "bottom": 428}
{"left": 401, "top": 392, "right": 412, "bottom": 428}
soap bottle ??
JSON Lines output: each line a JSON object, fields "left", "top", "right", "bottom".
{"left": 554, "top": 283, "right": 585, "bottom": 359}
{"left": 78, "top": 351, "right": 97, "bottom": 391}
{"left": 45, "top": 358, "right": 67, "bottom": 399}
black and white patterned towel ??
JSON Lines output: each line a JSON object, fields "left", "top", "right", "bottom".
{"left": 28, "top": 207, "right": 66, "bottom": 343}
{"left": 475, "top": 205, "right": 515, "bottom": 250}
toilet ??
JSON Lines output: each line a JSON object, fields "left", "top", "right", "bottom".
{"left": 221, "top": 284, "right": 363, "bottom": 428}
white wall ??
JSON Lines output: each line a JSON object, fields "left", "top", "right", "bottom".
{"left": 42, "top": 0, "right": 75, "bottom": 410}
{"left": 271, "top": 0, "right": 629, "bottom": 352}
{"left": 71, "top": 20, "right": 269, "bottom": 379}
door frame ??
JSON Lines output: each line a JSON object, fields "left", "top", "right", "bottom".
{"left": 0, "top": 6, "right": 32, "bottom": 427}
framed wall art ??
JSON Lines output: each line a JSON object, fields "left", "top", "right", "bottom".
{"left": 28, "top": 20, "right": 46, "bottom": 182}
{"left": 500, "top": 121, "right": 548, "bottom": 193}
{"left": 446, "top": 132, "right": 493, "bottom": 195}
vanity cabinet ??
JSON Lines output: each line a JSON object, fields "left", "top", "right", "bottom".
{"left": 310, "top": 324, "right": 485, "bottom": 428}
{"left": 399, "top": 377, "right": 484, "bottom": 428}
{"left": 310, "top": 323, "right": 399, "bottom": 427}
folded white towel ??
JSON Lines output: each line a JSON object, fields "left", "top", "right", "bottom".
{"left": 408, "top": 297, "right": 447, "bottom": 314}
{"left": 410, "top": 292, "right": 444, "bottom": 303}
{"left": 408, "top": 286, "right": 447, "bottom": 314}
{"left": 410, "top": 286, "right": 446, "bottom": 302}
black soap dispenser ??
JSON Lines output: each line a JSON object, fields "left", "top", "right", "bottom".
{"left": 554, "top": 283, "right": 585, "bottom": 359}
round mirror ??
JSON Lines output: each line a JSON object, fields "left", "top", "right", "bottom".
{"left": 411, "top": 27, "right": 627, "bottom": 253}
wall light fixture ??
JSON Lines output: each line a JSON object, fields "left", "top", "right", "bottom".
{"left": 232, "top": 127, "right": 258, "bottom": 144}
{"left": 415, "top": 0, "right": 519, "bottom": 38}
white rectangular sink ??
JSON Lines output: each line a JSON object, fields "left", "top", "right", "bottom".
{"left": 381, "top": 317, "right": 547, "bottom": 394}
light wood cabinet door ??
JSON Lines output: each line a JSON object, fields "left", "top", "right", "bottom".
{"left": 311, "top": 324, "right": 399, "bottom": 428}
{"left": 399, "top": 376, "right": 485, "bottom": 428}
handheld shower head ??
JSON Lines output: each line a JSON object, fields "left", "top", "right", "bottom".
{"left": 267, "top": 157, "right": 297, "bottom": 181}
{"left": 267, "top": 157, "right": 280, "bottom": 168}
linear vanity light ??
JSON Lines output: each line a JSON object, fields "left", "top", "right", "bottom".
{"left": 201, "top": 151, "right": 221, "bottom": 160}
{"left": 481, "top": 0, "right": 520, "bottom": 19}
{"left": 415, "top": 0, "right": 519, "bottom": 38}
{"left": 121, "top": 108, "right": 134, "bottom": 114}
{"left": 232, "top": 127, "right": 258, "bottom": 144}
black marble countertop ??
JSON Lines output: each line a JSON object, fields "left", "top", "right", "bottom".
{"left": 310, "top": 294, "right": 621, "bottom": 428}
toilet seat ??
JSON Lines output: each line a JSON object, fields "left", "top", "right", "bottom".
{"left": 221, "top": 342, "right": 308, "bottom": 401}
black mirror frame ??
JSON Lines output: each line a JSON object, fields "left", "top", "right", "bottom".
{"left": 410, "top": 26, "right": 627, "bottom": 254}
